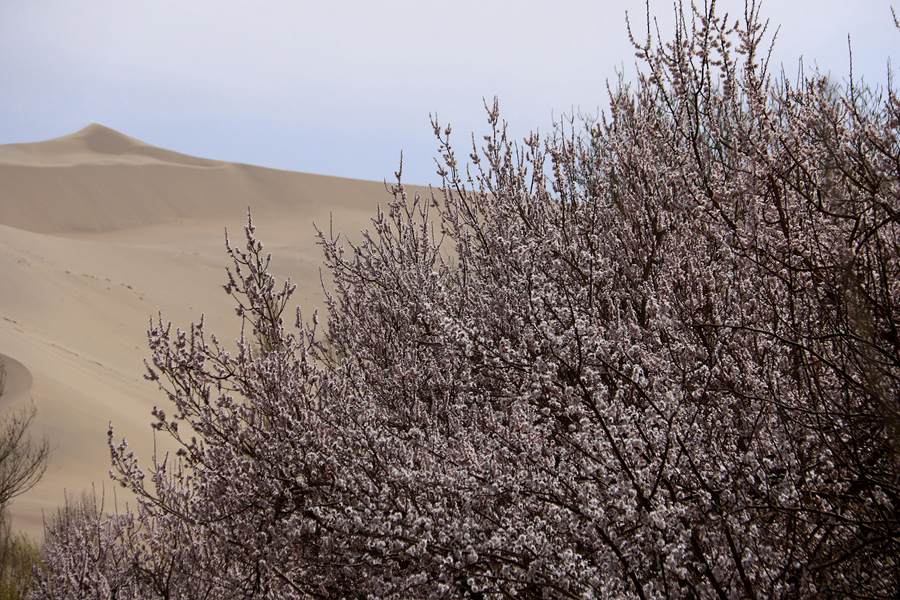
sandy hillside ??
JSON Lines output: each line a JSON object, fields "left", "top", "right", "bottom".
{"left": 0, "top": 124, "right": 422, "bottom": 537}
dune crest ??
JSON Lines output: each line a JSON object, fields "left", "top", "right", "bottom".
{"left": 0, "top": 123, "right": 221, "bottom": 168}
{"left": 62, "top": 123, "right": 155, "bottom": 155}
{"left": 0, "top": 124, "right": 403, "bottom": 235}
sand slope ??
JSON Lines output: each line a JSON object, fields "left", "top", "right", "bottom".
{"left": 0, "top": 125, "right": 416, "bottom": 536}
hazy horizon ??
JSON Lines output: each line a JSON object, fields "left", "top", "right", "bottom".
{"left": 2, "top": 0, "right": 898, "bottom": 184}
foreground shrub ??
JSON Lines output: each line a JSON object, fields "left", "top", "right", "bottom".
{"left": 32, "top": 2, "right": 899, "bottom": 598}
{"left": 0, "top": 363, "right": 49, "bottom": 510}
{"left": 0, "top": 509, "right": 39, "bottom": 600}
{"left": 29, "top": 494, "right": 148, "bottom": 600}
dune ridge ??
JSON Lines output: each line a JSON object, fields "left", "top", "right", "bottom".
{"left": 0, "top": 123, "right": 408, "bottom": 234}
{"left": 0, "top": 124, "right": 221, "bottom": 168}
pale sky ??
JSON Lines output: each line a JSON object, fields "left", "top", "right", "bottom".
{"left": 1, "top": 1, "right": 897, "bottom": 184}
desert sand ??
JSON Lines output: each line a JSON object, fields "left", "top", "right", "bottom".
{"left": 0, "top": 124, "right": 419, "bottom": 537}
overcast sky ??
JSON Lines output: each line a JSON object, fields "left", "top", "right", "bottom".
{"left": 1, "top": 1, "right": 897, "bottom": 183}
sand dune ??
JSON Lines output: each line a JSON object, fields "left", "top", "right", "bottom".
{"left": 0, "top": 124, "right": 405, "bottom": 235}
{"left": 0, "top": 353, "right": 33, "bottom": 406}
{"left": 0, "top": 125, "right": 419, "bottom": 536}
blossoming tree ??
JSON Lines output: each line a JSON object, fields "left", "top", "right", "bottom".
{"left": 31, "top": 2, "right": 898, "bottom": 598}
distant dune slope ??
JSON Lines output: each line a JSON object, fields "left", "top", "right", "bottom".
{"left": 0, "top": 123, "right": 408, "bottom": 234}
{"left": 0, "top": 125, "right": 419, "bottom": 536}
